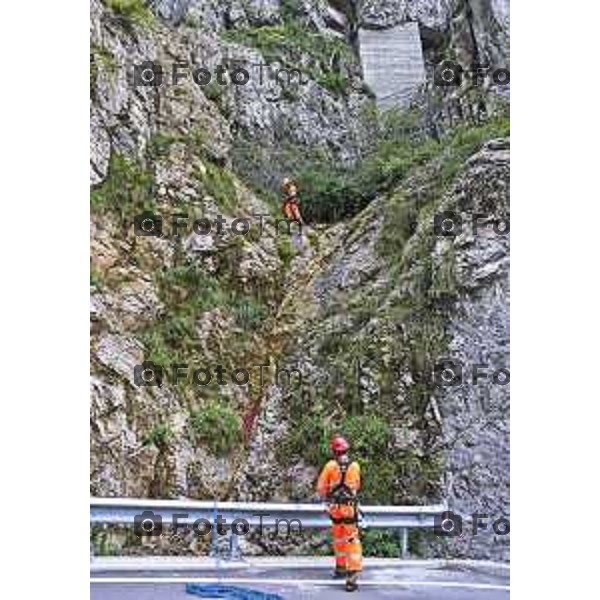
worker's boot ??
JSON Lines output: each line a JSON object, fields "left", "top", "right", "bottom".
{"left": 345, "top": 571, "right": 358, "bottom": 592}
{"left": 333, "top": 565, "right": 347, "bottom": 578}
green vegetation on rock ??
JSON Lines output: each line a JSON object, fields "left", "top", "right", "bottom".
{"left": 90, "top": 153, "right": 156, "bottom": 226}
{"left": 148, "top": 129, "right": 238, "bottom": 213}
{"left": 361, "top": 530, "right": 402, "bottom": 557}
{"left": 140, "top": 262, "right": 269, "bottom": 376}
{"left": 277, "top": 236, "right": 295, "bottom": 270}
{"left": 189, "top": 401, "right": 242, "bottom": 456}
{"left": 299, "top": 111, "right": 509, "bottom": 223}
{"left": 106, "top": 0, "right": 155, "bottom": 28}
{"left": 90, "top": 43, "right": 118, "bottom": 97}
{"left": 280, "top": 412, "right": 439, "bottom": 503}
{"left": 231, "top": 296, "right": 270, "bottom": 330}
{"left": 90, "top": 263, "right": 103, "bottom": 289}
{"left": 91, "top": 129, "right": 243, "bottom": 226}
{"left": 200, "top": 162, "right": 238, "bottom": 213}
{"left": 90, "top": 526, "right": 122, "bottom": 556}
{"left": 142, "top": 423, "right": 174, "bottom": 448}
{"left": 221, "top": 22, "right": 356, "bottom": 96}
{"left": 377, "top": 113, "right": 509, "bottom": 287}
{"left": 146, "top": 132, "right": 179, "bottom": 160}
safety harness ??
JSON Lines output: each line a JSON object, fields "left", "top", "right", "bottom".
{"left": 328, "top": 456, "right": 361, "bottom": 525}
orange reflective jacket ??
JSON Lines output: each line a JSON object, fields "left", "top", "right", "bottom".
{"left": 317, "top": 459, "right": 361, "bottom": 498}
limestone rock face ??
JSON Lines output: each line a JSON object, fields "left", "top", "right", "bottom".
{"left": 431, "top": 139, "right": 510, "bottom": 560}
{"left": 149, "top": 1, "right": 332, "bottom": 30}
{"left": 92, "top": 0, "right": 374, "bottom": 190}
{"left": 150, "top": 0, "right": 282, "bottom": 29}
{"left": 360, "top": 0, "right": 509, "bottom": 70}
{"left": 361, "top": 0, "right": 453, "bottom": 30}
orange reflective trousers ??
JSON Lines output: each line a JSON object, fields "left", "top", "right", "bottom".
{"left": 282, "top": 199, "right": 302, "bottom": 222}
{"left": 329, "top": 503, "right": 363, "bottom": 572}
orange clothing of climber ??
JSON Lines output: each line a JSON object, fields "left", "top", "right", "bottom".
{"left": 317, "top": 459, "right": 363, "bottom": 574}
{"left": 283, "top": 197, "right": 302, "bottom": 222}
{"left": 281, "top": 178, "right": 303, "bottom": 223}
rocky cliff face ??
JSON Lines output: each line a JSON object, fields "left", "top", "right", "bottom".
{"left": 91, "top": 0, "right": 509, "bottom": 561}
{"left": 92, "top": 0, "right": 375, "bottom": 190}
{"left": 360, "top": 0, "right": 509, "bottom": 68}
{"left": 438, "top": 139, "right": 509, "bottom": 560}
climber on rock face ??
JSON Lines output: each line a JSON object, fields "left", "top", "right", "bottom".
{"left": 317, "top": 434, "right": 363, "bottom": 592}
{"left": 281, "top": 177, "right": 304, "bottom": 225}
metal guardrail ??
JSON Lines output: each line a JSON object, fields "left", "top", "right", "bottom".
{"left": 90, "top": 497, "right": 446, "bottom": 559}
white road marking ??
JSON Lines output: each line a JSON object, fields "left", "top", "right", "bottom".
{"left": 90, "top": 577, "right": 510, "bottom": 591}
{"left": 90, "top": 558, "right": 510, "bottom": 571}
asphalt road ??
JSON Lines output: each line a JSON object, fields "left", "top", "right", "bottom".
{"left": 91, "top": 558, "right": 509, "bottom": 599}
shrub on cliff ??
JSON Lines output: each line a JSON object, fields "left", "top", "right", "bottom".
{"left": 189, "top": 401, "right": 242, "bottom": 456}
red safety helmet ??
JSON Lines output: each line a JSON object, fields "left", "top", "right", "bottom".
{"left": 330, "top": 434, "right": 349, "bottom": 454}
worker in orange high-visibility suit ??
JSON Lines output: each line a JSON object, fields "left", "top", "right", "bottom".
{"left": 281, "top": 177, "right": 304, "bottom": 224}
{"left": 317, "top": 434, "right": 362, "bottom": 592}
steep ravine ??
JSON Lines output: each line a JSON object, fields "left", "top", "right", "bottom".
{"left": 231, "top": 133, "right": 509, "bottom": 562}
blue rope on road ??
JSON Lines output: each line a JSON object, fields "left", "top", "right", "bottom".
{"left": 186, "top": 583, "right": 283, "bottom": 600}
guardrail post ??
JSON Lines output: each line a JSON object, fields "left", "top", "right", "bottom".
{"left": 209, "top": 514, "right": 218, "bottom": 557}
{"left": 228, "top": 532, "right": 241, "bottom": 560}
{"left": 400, "top": 527, "right": 408, "bottom": 559}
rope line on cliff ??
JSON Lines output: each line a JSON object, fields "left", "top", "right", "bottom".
{"left": 224, "top": 226, "right": 347, "bottom": 498}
